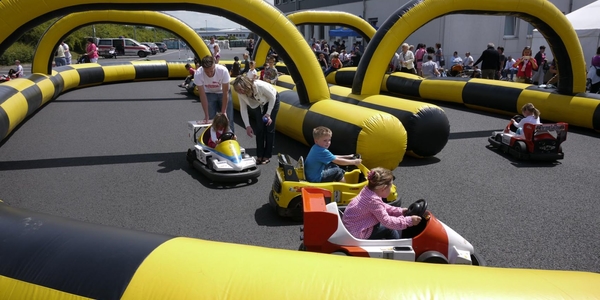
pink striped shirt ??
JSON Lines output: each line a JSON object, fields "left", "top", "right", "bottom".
{"left": 342, "top": 187, "right": 413, "bottom": 239}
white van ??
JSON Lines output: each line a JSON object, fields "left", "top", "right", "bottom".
{"left": 97, "top": 38, "right": 152, "bottom": 58}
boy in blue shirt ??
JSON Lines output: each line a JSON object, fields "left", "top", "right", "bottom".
{"left": 304, "top": 126, "right": 362, "bottom": 182}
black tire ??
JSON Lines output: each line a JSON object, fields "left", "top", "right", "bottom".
{"left": 186, "top": 149, "right": 195, "bottom": 165}
{"left": 514, "top": 141, "right": 527, "bottom": 153}
{"left": 471, "top": 253, "right": 486, "bottom": 266}
{"left": 138, "top": 51, "right": 147, "bottom": 58}
{"left": 288, "top": 196, "right": 303, "bottom": 222}
{"left": 331, "top": 251, "right": 347, "bottom": 256}
{"left": 423, "top": 256, "right": 448, "bottom": 264}
{"left": 298, "top": 243, "right": 306, "bottom": 251}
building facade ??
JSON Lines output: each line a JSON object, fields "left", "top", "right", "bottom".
{"left": 275, "top": 0, "right": 594, "bottom": 63}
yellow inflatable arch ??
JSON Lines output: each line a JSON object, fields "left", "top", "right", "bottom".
{"left": 33, "top": 10, "right": 212, "bottom": 74}
{"left": 352, "top": 0, "right": 586, "bottom": 96}
{"left": 253, "top": 10, "right": 377, "bottom": 73}
{"left": 0, "top": 0, "right": 329, "bottom": 103}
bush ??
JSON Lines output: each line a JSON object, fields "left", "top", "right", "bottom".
{"left": 0, "top": 43, "right": 34, "bottom": 65}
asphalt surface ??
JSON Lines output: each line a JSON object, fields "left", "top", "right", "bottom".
{"left": 1, "top": 49, "right": 600, "bottom": 273}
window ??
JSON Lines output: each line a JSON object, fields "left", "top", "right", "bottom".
{"left": 504, "top": 16, "right": 518, "bottom": 37}
{"left": 368, "top": 18, "right": 378, "bottom": 27}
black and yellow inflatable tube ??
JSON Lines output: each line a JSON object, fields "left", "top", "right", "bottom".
{"left": 1, "top": 202, "right": 599, "bottom": 299}
{"left": 33, "top": 10, "right": 212, "bottom": 74}
{"left": 277, "top": 74, "right": 449, "bottom": 157}
{"left": 352, "top": 0, "right": 586, "bottom": 96}
{"left": 233, "top": 85, "right": 407, "bottom": 169}
{"left": 341, "top": 69, "right": 600, "bottom": 131}
{"left": 0, "top": 0, "right": 330, "bottom": 103}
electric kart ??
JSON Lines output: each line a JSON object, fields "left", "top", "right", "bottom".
{"left": 488, "top": 115, "right": 568, "bottom": 161}
{"left": 299, "top": 188, "right": 485, "bottom": 266}
{"left": 186, "top": 121, "right": 260, "bottom": 182}
{"left": 269, "top": 153, "right": 399, "bottom": 221}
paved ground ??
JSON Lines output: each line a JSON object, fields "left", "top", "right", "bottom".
{"left": 1, "top": 48, "right": 600, "bottom": 273}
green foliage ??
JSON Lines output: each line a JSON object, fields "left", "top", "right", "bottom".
{"left": 0, "top": 43, "right": 34, "bottom": 66}
{"left": 1, "top": 22, "right": 177, "bottom": 65}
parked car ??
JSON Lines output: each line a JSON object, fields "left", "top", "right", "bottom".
{"left": 299, "top": 188, "right": 485, "bottom": 265}
{"left": 155, "top": 42, "right": 168, "bottom": 53}
{"left": 141, "top": 42, "right": 159, "bottom": 55}
{"left": 488, "top": 115, "right": 568, "bottom": 161}
{"left": 97, "top": 38, "right": 151, "bottom": 58}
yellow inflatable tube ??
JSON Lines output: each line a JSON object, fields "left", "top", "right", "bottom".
{"left": 33, "top": 10, "right": 211, "bottom": 74}
{"left": 0, "top": 202, "right": 598, "bottom": 299}
{"left": 233, "top": 85, "right": 408, "bottom": 169}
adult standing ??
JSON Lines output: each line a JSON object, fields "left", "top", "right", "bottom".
{"left": 434, "top": 43, "right": 445, "bottom": 68}
{"left": 86, "top": 38, "right": 99, "bottom": 63}
{"left": 54, "top": 43, "right": 66, "bottom": 67}
{"left": 62, "top": 41, "right": 72, "bottom": 65}
{"left": 532, "top": 45, "right": 546, "bottom": 85}
{"left": 473, "top": 42, "right": 500, "bottom": 79}
{"left": 194, "top": 55, "right": 234, "bottom": 132}
{"left": 241, "top": 52, "right": 250, "bottom": 75}
{"left": 208, "top": 37, "right": 217, "bottom": 57}
{"left": 497, "top": 46, "right": 506, "bottom": 80}
{"left": 588, "top": 46, "right": 600, "bottom": 93}
{"left": 232, "top": 76, "right": 280, "bottom": 165}
{"left": 398, "top": 43, "right": 415, "bottom": 74}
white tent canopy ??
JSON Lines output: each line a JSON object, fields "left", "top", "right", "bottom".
{"left": 532, "top": 0, "right": 600, "bottom": 66}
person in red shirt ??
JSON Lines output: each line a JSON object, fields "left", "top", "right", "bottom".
{"left": 513, "top": 46, "right": 538, "bottom": 84}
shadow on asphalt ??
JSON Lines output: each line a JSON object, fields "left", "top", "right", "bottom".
{"left": 254, "top": 203, "right": 302, "bottom": 227}
{"left": 484, "top": 145, "right": 563, "bottom": 168}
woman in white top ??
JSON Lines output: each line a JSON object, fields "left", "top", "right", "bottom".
{"left": 398, "top": 43, "right": 415, "bottom": 74}
{"left": 232, "top": 75, "right": 280, "bottom": 164}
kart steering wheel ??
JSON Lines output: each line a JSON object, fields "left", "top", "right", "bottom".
{"left": 220, "top": 132, "right": 234, "bottom": 142}
{"left": 345, "top": 154, "right": 361, "bottom": 171}
{"left": 406, "top": 199, "right": 428, "bottom": 218}
{"left": 510, "top": 114, "right": 524, "bottom": 132}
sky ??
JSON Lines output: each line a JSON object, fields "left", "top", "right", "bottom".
{"left": 165, "top": 0, "right": 275, "bottom": 30}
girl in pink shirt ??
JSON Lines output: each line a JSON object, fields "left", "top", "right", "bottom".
{"left": 342, "top": 168, "right": 421, "bottom": 239}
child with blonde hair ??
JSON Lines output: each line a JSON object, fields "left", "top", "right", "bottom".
{"left": 304, "top": 126, "right": 362, "bottom": 182}
{"left": 343, "top": 167, "right": 421, "bottom": 240}
{"left": 511, "top": 103, "right": 541, "bottom": 135}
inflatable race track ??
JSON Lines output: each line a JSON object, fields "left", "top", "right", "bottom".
{"left": 1, "top": 0, "right": 599, "bottom": 298}
{"left": 1, "top": 201, "right": 599, "bottom": 299}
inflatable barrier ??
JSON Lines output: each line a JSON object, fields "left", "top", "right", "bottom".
{"left": 1, "top": 201, "right": 599, "bottom": 299}
{"left": 232, "top": 86, "right": 407, "bottom": 169}
{"left": 0, "top": 0, "right": 598, "bottom": 297}
{"left": 32, "top": 10, "right": 211, "bottom": 74}
{"left": 277, "top": 75, "right": 449, "bottom": 157}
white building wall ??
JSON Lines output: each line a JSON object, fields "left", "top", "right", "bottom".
{"left": 297, "top": 0, "right": 595, "bottom": 65}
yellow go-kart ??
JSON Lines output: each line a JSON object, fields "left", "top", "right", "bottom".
{"left": 269, "top": 153, "right": 399, "bottom": 221}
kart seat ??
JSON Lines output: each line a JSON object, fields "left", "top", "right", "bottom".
{"left": 297, "top": 156, "right": 306, "bottom": 181}
{"left": 278, "top": 153, "right": 300, "bottom": 181}
{"left": 201, "top": 126, "right": 211, "bottom": 145}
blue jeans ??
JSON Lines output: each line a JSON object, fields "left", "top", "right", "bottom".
{"left": 248, "top": 93, "right": 280, "bottom": 158}
{"left": 206, "top": 91, "right": 234, "bottom": 133}
{"left": 368, "top": 223, "right": 401, "bottom": 240}
{"left": 54, "top": 57, "right": 66, "bottom": 67}
{"left": 320, "top": 163, "right": 345, "bottom": 182}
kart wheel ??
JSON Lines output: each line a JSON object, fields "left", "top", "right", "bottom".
{"left": 298, "top": 243, "right": 306, "bottom": 251}
{"left": 514, "top": 141, "right": 527, "bottom": 153}
{"left": 495, "top": 134, "right": 502, "bottom": 143}
{"left": 288, "top": 196, "right": 303, "bottom": 222}
{"left": 332, "top": 251, "right": 347, "bottom": 256}
{"left": 186, "top": 149, "right": 195, "bottom": 165}
{"left": 471, "top": 253, "right": 486, "bottom": 266}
